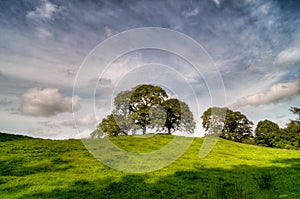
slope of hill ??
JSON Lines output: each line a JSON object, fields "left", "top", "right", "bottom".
{"left": 0, "top": 132, "right": 34, "bottom": 142}
{"left": 0, "top": 133, "right": 299, "bottom": 198}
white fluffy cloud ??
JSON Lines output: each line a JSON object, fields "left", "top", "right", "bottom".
{"left": 232, "top": 81, "right": 300, "bottom": 108}
{"left": 20, "top": 88, "right": 80, "bottom": 117}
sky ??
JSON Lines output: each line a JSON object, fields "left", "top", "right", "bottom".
{"left": 0, "top": 0, "right": 299, "bottom": 139}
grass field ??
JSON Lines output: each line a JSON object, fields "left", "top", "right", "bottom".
{"left": 0, "top": 132, "right": 299, "bottom": 198}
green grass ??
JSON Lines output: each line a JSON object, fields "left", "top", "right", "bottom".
{"left": 0, "top": 132, "right": 299, "bottom": 198}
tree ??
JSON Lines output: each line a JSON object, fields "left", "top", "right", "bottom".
{"left": 112, "top": 90, "right": 135, "bottom": 134}
{"left": 92, "top": 84, "right": 196, "bottom": 137}
{"left": 91, "top": 114, "right": 128, "bottom": 137}
{"left": 222, "top": 109, "right": 253, "bottom": 142}
{"left": 201, "top": 107, "right": 254, "bottom": 143}
{"left": 253, "top": 107, "right": 300, "bottom": 149}
{"left": 290, "top": 107, "right": 300, "bottom": 124}
{"left": 129, "top": 84, "right": 168, "bottom": 134}
{"left": 160, "top": 98, "right": 195, "bottom": 134}
{"left": 255, "top": 120, "right": 280, "bottom": 147}
{"left": 201, "top": 107, "right": 227, "bottom": 135}
{"left": 285, "top": 120, "right": 300, "bottom": 148}
{"left": 91, "top": 90, "right": 134, "bottom": 137}
{"left": 281, "top": 107, "right": 300, "bottom": 149}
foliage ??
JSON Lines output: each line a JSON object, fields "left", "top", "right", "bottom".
{"left": 201, "top": 107, "right": 226, "bottom": 135}
{"left": 0, "top": 132, "right": 33, "bottom": 142}
{"left": 93, "top": 84, "right": 195, "bottom": 136}
{"left": 254, "top": 107, "right": 300, "bottom": 149}
{"left": 201, "top": 107, "right": 254, "bottom": 143}
{"left": 129, "top": 84, "right": 168, "bottom": 134}
{"left": 290, "top": 107, "right": 300, "bottom": 124}
{"left": 255, "top": 120, "right": 280, "bottom": 147}
{"left": 285, "top": 120, "right": 300, "bottom": 147}
{"left": 160, "top": 98, "right": 195, "bottom": 134}
{"left": 91, "top": 114, "right": 129, "bottom": 137}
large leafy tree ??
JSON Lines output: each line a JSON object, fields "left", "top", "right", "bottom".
{"left": 255, "top": 120, "right": 280, "bottom": 147}
{"left": 201, "top": 107, "right": 253, "bottom": 143}
{"left": 160, "top": 98, "right": 195, "bottom": 134}
{"left": 129, "top": 84, "right": 168, "bottom": 134}
{"left": 92, "top": 84, "right": 195, "bottom": 137}
{"left": 224, "top": 110, "right": 253, "bottom": 142}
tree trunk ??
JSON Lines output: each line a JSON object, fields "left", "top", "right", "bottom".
{"left": 142, "top": 126, "right": 146, "bottom": 134}
{"left": 168, "top": 127, "right": 171, "bottom": 135}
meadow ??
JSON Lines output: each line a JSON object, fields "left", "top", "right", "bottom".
{"left": 0, "top": 132, "right": 299, "bottom": 198}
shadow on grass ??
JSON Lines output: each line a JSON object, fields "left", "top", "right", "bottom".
{"left": 0, "top": 157, "right": 73, "bottom": 177}
{"left": 16, "top": 158, "right": 300, "bottom": 199}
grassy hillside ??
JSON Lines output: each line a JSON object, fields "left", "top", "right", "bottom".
{"left": 0, "top": 132, "right": 299, "bottom": 198}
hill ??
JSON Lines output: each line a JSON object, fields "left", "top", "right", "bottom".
{"left": 0, "top": 132, "right": 34, "bottom": 142}
{"left": 0, "top": 133, "right": 299, "bottom": 198}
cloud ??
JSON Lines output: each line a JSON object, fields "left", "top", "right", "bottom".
{"left": 0, "top": 97, "right": 13, "bottom": 106}
{"left": 27, "top": 127, "right": 61, "bottom": 137}
{"left": 26, "top": 0, "right": 64, "bottom": 39}
{"left": 26, "top": 0, "right": 58, "bottom": 20}
{"left": 211, "top": 0, "right": 221, "bottom": 8}
{"left": 19, "top": 88, "right": 80, "bottom": 117}
{"left": 88, "top": 78, "right": 114, "bottom": 88}
{"left": 275, "top": 46, "right": 300, "bottom": 67}
{"left": 231, "top": 81, "right": 300, "bottom": 108}
{"left": 37, "top": 120, "right": 60, "bottom": 129}
{"left": 182, "top": 8, "right": 199, "bottom": 17}
{"left": 61, "top": 114, "right": 98, "bottom": 128}
{"left": 274, "top": 34, "right": 300, "bottom": 69}
{"left": 104, "top": 26, "right": 115, "bottom": 37}
{"left": 35, "top": 27, "right": 52, "bottom": 38}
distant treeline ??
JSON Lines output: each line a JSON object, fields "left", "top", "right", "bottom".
{"left": 91, "top": 84, "right": 299, "bottom": 150}
{"left": 201, "top": 107, "right": 300, "bottom": 150}
{"left": 0, "top": 132, "right": 33, "bottom": 142}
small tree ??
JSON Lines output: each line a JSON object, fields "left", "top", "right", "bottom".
{"left": 283, "top": 107, "right": 300, "bottom": 148}
{"left": 255, "top": 120, "right": 280, "bottom": 147}
{"left": 92, "top": 114, "right": 128, "bottom": 137}
{"left": 201, "top": 107, "right": 253, "bottom": 143}
{"left": 285, "top": 120, "right": 300, "bottom": 148}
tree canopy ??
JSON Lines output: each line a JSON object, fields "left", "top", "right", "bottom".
{"left": 92, "top": 84, "right": 195, "bottom": 137}
{"left": 255, "top": 120, "right": 280, "bottom": 147}
{"left": 129, "top": 84, "right": 168, "bottom": 134}
{"left": 201, "top": 107, "right": 254, "bottom": 143}
{"left": 93, "top": 86, "right": 299, "bottom": 150}
{"left": 161, "top": 98, "right": 195, "bottom": 134}
{"left": 290, "top": 107, "right": 300, "bottom": 124}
